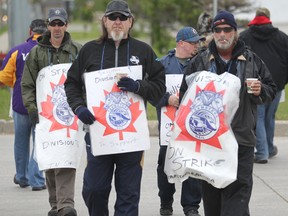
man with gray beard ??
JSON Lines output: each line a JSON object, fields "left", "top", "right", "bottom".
{"left": 180, "top": 10, "right": 276, "bottom": 216}
{"left": 64, "top": 1, "right": 165, "bottom": 215}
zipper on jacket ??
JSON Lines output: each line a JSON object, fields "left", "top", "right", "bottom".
{"left": 115, "top": 46, "right": 118, "bottom": 67}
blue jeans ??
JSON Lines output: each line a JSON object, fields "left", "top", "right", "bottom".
{"left": 255, "top": 91, "right": 282, "bottom": 160}
{"left": 13, "top": 111, "right": 45, "bottom": 187}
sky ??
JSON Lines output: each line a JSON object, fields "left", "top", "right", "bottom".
{"left": 236, "top": 0, "right": 288, "bottom": 23}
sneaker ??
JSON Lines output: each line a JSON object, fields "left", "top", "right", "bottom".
{"left": 48, "top": 207, "right": 58, "bottom": 216}
{"left": 269, "top": 145, "right": 278, "bottom": 158}
{"left": 32, "top": 185, "right": 47, "bottom": 191}
{"left": 254, "top": 158, "right": 268, "bottom": 164}
{"left": 13, "top": 174, "right": 29, "bottom": 188}
{"left": 185, "top": 209, "right": 201, "bottom": 216}
{"left": 160, "top": 207, "right": 173, "bottom": 215}
{"left": 58, "top": 207, "right": 77, "bottom": 216}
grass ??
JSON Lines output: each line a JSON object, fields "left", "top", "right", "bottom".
{"left": 0, "top": 86, "right": 287, "bottom": 121}
{"left": 0, "top": 87, "right": 157, "bottom": 120}
{"left": 0, "top": 87, "right": 12, "bottom": 120}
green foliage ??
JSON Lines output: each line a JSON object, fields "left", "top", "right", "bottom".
{"left": 147, "top": 102, "right": 157, "bottom": 121}
{"left": 69, "top": 0, "right": 253, "bottom": 55}
{"left": 276, "top": 87, "right": 288, "bottom": 120}
{"left": 0, "top": 25, "right": 8, "bottom": 36}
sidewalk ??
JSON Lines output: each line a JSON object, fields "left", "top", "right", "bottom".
{"left": 0, "top": 135, "right": 288, "bottom": 215}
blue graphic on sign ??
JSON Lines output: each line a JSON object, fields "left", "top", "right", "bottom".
{"left": 186, "top": 90, "right": 224, "bottom": 140}
{"left": 104, "top": 92, "right": 132, "bottom": 130}
{"left": 51, "top": 84, "right": 74, "bottom": 126}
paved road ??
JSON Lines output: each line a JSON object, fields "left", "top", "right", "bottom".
{"left": 0, "top": 135, "right": 288, "bottom": 216}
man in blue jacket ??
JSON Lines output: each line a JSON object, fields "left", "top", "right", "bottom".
{"left": 156, "top": 27, "right": 204, "bottom": 216}
{"left": 0, "top": 19, "right": 47, "bottom": 190}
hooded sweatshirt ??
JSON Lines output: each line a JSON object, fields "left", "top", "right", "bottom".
{"left": 240, "top": 16, "right": 288, "bottom": 91}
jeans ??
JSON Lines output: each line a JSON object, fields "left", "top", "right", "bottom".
{"left": 13, "top": 111, "right": 45, "bottom": 187}
{"left": 255, "top": 91, "right": 282, "bottom": 160}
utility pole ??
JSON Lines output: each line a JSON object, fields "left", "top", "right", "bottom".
{"left": 7, "top": 0, "right": 42, "bottom": 49}
{"left": 213, "top": 0, "right": 218, "bottom": 17}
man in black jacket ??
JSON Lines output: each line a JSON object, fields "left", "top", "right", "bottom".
{"left": 180, "top": 10, "right": 276, "bottom": 216}
{"left": 240, "top": 7, "right": 288, "bottom": 164}
{"left": 64, "top": 1, "right": 165, "bottom": 215}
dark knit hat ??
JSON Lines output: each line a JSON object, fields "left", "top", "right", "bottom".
{"left": 212, "top": 10, "right": 237, "bottom": 31}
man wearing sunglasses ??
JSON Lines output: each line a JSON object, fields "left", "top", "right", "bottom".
{"left": 21, "top": 8, "right": 82, "bottom": 216}
{"left": 156, "top": 27, "right": 204, "bottom": 216}
{"left": 64, "top": 0, "right": 165, "bottom": 215}
{"left": 179, "top": 10, "right": 276, "bottom": 216}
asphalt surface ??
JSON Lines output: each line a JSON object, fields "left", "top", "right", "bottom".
{"left": 0, "top": 135, "right": 288, "bottom": 216}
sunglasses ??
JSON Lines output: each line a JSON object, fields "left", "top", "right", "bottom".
{"left": 49, "top": 21, "right": 66, "bottom": 27}
{"left": 213, "top": 27, "right": 234, "bottom": 33}
{"left": 107, "top": 14, "right": 129, "bottom": 21}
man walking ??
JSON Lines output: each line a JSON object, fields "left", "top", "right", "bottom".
{"left": 156, "top": 27, "right": 204, "bottom": 216}
{"left": 21, "top": 8, "right": 82, "bottom": 216}
{"left": 240, "top": 7, "right": 288, "bottom": 164}
{"left": 0, "top": 19, "right": 47, "bottom": 191}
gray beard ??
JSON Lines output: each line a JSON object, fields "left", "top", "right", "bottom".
{"left": 111, "top": 31, "right": 124, "bottom": 42}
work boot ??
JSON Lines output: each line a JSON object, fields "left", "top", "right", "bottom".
{"left": 47, "top": 207, "right": 58, "bottom": 216}
{"left": 58, "top": 207, "right": 77, "bottom": 216}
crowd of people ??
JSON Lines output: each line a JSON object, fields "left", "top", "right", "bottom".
{"left": 1, "top": 0, "right": 287, "bottom": 216}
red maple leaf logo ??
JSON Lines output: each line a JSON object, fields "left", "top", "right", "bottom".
{"left": 164, "top": 105, "right": 177, "bottom": 122}
{"left": 175, "top": 81, "right": 228, "bottom": 152}
{"left": 92, "top": 83, "right": 143, "bottom": 140}
{"left": 40, "top": 74, "right": 79, "bottom": 138}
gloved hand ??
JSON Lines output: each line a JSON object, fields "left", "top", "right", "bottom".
{"left": 29, "top": 111, "right": 39, "bottom": 127}
{"left": 117, "top": 77, "right": 140, "bottom": 93}
{"left": 75, "top": 106, "right": 95, "bottom": 125}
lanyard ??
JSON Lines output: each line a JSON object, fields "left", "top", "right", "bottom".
{"left": 100, "top": 41, "right": 130, "bottom": 70}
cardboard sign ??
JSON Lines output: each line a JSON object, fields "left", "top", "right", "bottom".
{"left": 35, "top": 63, "right": 85, "bottom": 170}
{"left": 165, "top": 71, "right": 240, "bottom": 188}
{"left": 84, "top": 65, "right": 150, "bottom": 156}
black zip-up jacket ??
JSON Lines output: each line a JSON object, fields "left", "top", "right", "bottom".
{"left": 180, "top": 39, "right": 277, "bottom": 147}
{"left": 240, "top": 24, "right": 288, "bottom": 91}
{"left": 64, "top": 37, "right": 166, "bottom": 113}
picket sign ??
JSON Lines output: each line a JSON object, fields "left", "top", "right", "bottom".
{"left": 160, "top": 74, "right": 183, "bottom": 146}
{"left": 84, "top": 65, "right": 150, "bottom": 156}
{"left": 164, "top": 71, "right": 241, "bottom": 188}
{"left": 35, "top": 63, "right": 85, "bottom": 170}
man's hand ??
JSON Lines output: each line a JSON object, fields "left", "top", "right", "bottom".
{"left": 29, "top": 111, "right": 39, "bottom": 127}
{"left": 76, "top": 106, "right": 96, "bottom": 125}
{"left": 117, "top": 77, "right": 139, "bottom": 93}
{"left": 168, "top": 95, "right": 179, "bottom": 108}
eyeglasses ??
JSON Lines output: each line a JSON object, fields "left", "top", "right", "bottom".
{"left": 49, "top": 21, "right": 66, "bottom": 27}
{"left": 107, "top": 14, "right": 129, "bottom": 21}
{"left": 213, "top": 27, "right": 234, "bottom": 33}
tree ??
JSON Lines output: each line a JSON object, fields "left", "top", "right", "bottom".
{"left": 126, "top": 0, "right": 254, "bottom": 55}
{"left": 70, "top": 0, "right": 255, "bottom": 55}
